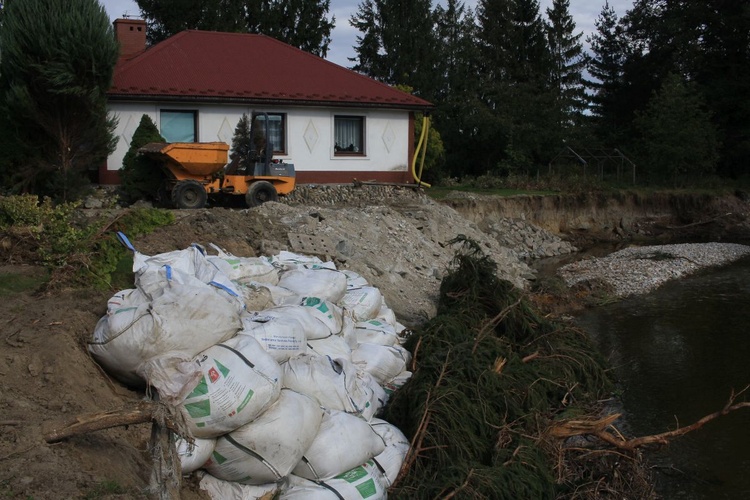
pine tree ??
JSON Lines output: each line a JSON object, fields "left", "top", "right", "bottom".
{"left": 545, "top": 0, "right": 587, "bottom": 138}
{"left": 137, "top": 0, "right": 335, "bottom": 56}
{"left": 230, "top": 113, "right": 253, "bottom": 173}
{"left": 0, "top": 0, "right": 118, "bottom": 201}
{"left": 349, "top": 0, "right": 439, "bottom": 98}
{"left": 120, "top": 115, "right": 166, "bottom": 203}
{"left": 633, "top": 73, "right": 718, "bottom": 185}
{"left": 586, "top": 2, "right": 629, "bottom": 146}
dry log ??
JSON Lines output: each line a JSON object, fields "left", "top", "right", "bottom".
{"left": 43, "top": 401, "right": 184, "bottom": 443}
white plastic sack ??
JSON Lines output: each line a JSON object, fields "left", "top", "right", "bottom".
{"left": 281, "top": 462, "right": 387, "bottom": 500}
{"left": 351, "top": 343, "right": 411, "bottom": 385}
{"left": 277, "top": 268, "right": 347, "bottom": 303}
{"left": 354, "top": 319, "right": 399, "bottom": 347}
{"left": 282, "top": 355, "right": 377, "bottom": 418}
{"left": 359, "top": 371, "right": 387, "bottom": 422}
{"left": 205, "top": 390, "right": 324, "bottom": 484}
{"left": 370, "top": 418, "right": 409, "bottom": 487}
{"left": 197, "top": 471, "right": 282, "bottom": 500}
{"left": 382, "top": 370, "right": 412, "bottom": 400}
{"left": 176, "top": 437, "right": 216, "bottom": 474}
{"left": 299, "top": 297, "right": 344, "bottom": 336}
{"left": 342, "top": 269, "right": 369, "bottom": 289}
{"left": 292, "top": 409, "right": 386, "bottom": 481}
{"left": 182, "top": 335, "right": 282, "bottom": 438}
{"left": 339, "top": 286, "right": 383, "bottom": 322}
{"left": 250, "top": 305, "right": 331, "bottom": 340}
{"left": 307, "top": 335, "right": 352, "bottom": 362}
{"left": 89, "top": 285, "right": 242, "bottom": 386}
{"left": 207, "top": 244, "right": 280, "bottom": 285}
{"left": 239, "top": 312, "right": 307, "bottom": 362}
{"left": 271, "top": 250, "right": 327, "bottom": 268}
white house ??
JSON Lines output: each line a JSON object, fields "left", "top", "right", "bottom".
{"left": 102, "top": 18, "right": 433, "bottom": 186}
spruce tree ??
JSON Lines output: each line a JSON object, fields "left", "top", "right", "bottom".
{"left": 0, "top": 0, "right": 118, "bottom": 201}
{"left": 586, "top": 2, "right": 629, "bottom": 146}
{"left": 633, "top": 73, "right": 718, "bottom": 185}
{"left": 349, "top": 0, "right": 439, "bottom": 98}
{"left": 120, "top": 115, "right": 166, "bottom": 203}
{"left": 545, "top": 0, "right": 587, "bottom": 140}
{"left": 230, "top": 113, "right": 253, "bottom": 173}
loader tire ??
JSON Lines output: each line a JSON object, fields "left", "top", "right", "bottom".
{"left": 172, "top": 180, "right": 207, "bottom": 209}
{"left": 245, "top": 181, "right": 278, "bottom": 207}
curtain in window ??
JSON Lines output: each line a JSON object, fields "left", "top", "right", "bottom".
{"left": 335, "top": 116, "right": 363, "bottom": 153}
{"left": 255, "top": 114, "right": 284, "bottom": 152}
{"left": 161, "top": 111, "right": 196, "bottom": 142}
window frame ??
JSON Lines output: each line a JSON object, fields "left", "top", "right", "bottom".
{"left": 159, "top": 109, "right": 198, "bottom": 143}
{"left": 333, "top": 115, "right": 366, "bottom": 157}
{"left": 252, "top": 112, "right": 287, "bottom": 155}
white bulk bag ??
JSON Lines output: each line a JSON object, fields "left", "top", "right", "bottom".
{"left": 205, "top": 390, "right": 324, "bottom": 484}
{"left": 239, "top": 312, "right": 307, "bottom": 362}
{"left": 207, "top": 244, "right": 280, "bottom": 285}
{"left": 250, "top": 305, "right": 331, "bottom": 340}
{"left": 197, "top": 471, "right": 283, "bottom": 500}
{"left": 176, "top": 437, "right": 216, "bottom": 474}
{"left": 382, "top": 371, "right": 413, "bottom": 400}
{"left": 342, "top": 269, "right": 370, "bottom": 289}
{"left": 339, "top": 286, "right": 383, "bottom": 322}
{"left": 354, "top": 320, "right": 399, "bottom": 347}
{"left": 281, "top": 461, "right": 387, "bottom": 500}
{"left": 237, "top": 282, "right": 301, "bottom": 310}
{"left": 277, "top": 268, "right": 347, "bottom": 303}
{"left": 182, "top": 335, "right": 282, "bottom": 438}
{"left": 89, "top": 284, "right": 242, "bottom": 386}
{"left": 282, "top": 355, "right": 377, "bottom": 418}
{"left": 292, "top": 409, "right": 386, "bottom": 481}
{"left": 307, "top": 335, "right": 352, "bottom": 362}
{"left": 351, "top": 343, "right": 411, "bottom": 385}
{"left": 370, "top": 419, "right": 410, "bottom": 487}
{"left": 299, "top": 296, "right": 344, "bottom": 336}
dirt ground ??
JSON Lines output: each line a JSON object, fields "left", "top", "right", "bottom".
{"left": 2, "top": 188, "right": 749, "bottom": 499}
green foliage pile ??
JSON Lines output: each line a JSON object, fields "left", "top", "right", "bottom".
{"left": 120, "top": 115, "right": 167, "bottom": 204}
{"left": 0, "top": 194, "right": 173, "bottom": 289}
{"left": 383, "top": 237, "right": 612, "bottom": 499}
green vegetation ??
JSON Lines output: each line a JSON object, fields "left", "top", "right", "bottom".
{"left": 0, "top": 0, "right": 118, "bottom": 201}
{"left": 0, "top": 194, "right": 174, "bottom": 290}
{"left": 120, "top": 115, "right": 167, "bottom": 204}
{"left": 383, "top": 237, "right": 612, "bottom": 498}
{"left": 83, "top": 480, "right": 132, "bottom": 499}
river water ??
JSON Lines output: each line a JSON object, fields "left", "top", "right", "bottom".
{"left": 575, "top": 257, "right": 750, "bottom": 499}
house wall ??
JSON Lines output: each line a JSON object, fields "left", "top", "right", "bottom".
{"left": 102, "top": 101, "right": 415, "bottom": 185}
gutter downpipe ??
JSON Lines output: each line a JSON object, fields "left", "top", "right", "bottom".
{"left": 411, "top": 114, "right": 431, "bottom": 188}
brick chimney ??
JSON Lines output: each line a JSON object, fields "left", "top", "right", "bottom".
{"left": 113, "top": 18, "right": 147, "bottom": 62}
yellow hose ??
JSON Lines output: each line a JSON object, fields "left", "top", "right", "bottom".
{"left": 411, "top": 115, "right": 431, "bottom": 188}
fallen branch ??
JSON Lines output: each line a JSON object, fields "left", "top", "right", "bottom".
{"left": 549, "top": 386, "right": 750, "bottom": 452}
{"left": 43, "top": 400, "right": 186, "bottom": 443}
{"left": 665, "top": 212, "right": 732, "bottom": 230}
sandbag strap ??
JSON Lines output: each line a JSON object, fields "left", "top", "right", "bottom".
{"left": 223, "top": 434, "right": 282, "bottom": 481}
{"left": 116, "top": 232, "right": 136, "bottom": 252}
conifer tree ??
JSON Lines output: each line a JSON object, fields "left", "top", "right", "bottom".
{"left": 120, "top": 115, "right": 166, "bottom": 203}
{"left": 230, "top": 113, "right": 253, "bottom": 173}
{"left": 586, "top": 2, "right": 629, "bottom": 146}
{"left": 633, "top": 73, "right": 718, "bottom": 185}
{"left": 545, "top": 0, "right": 587, "bottom": 139}
{"left": 349, "top": 0, "right": 439, "bottom": 98}
{"left": 0, "top": 0, "right": 118, "bottom": 200}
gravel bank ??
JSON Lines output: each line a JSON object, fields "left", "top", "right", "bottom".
{"left": 558, "top": 242, "right": 750, "bottom": 297}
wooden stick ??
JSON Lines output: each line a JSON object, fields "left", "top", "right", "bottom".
{"left": 43, "top": 401, "right": 183, "bottom": 443}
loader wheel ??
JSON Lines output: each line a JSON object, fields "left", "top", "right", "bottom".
{"left": 171, "top": 180, "right": 207, "bottom": 209}
{"left": 245, "top": 181, "right": 278, "bottom": 207}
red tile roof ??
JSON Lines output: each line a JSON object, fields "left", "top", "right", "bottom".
{"left": 109, "top": 30, "right": 432, "bottom": 110}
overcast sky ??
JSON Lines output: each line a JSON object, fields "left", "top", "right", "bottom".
{"left": 100, "top": 0, "right": 634, "bottom": 67}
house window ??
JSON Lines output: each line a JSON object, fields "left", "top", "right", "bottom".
{"left": 253, "top": 113, "right": 286, "bottom": 154}
{"left": 160, "top": 110, "right": 197, "bottom": 142}
{"left": 334, "top": 116, "right": 365, "bottom": 155}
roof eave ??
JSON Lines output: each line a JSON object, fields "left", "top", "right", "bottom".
{"left": 106, "top": 93, "right": 434, "bottom": 112}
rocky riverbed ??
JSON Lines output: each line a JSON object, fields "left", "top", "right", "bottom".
{"left": 557, "top": 242, "right": 750, "bottom": 298}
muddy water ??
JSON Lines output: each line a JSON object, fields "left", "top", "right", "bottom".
{"left": 575, "top": 258, "right": 750, "bottom": 499}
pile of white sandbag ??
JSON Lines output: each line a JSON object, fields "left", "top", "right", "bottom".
{"left": 88, "top": 234, "right": 412, "bottom": 499}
